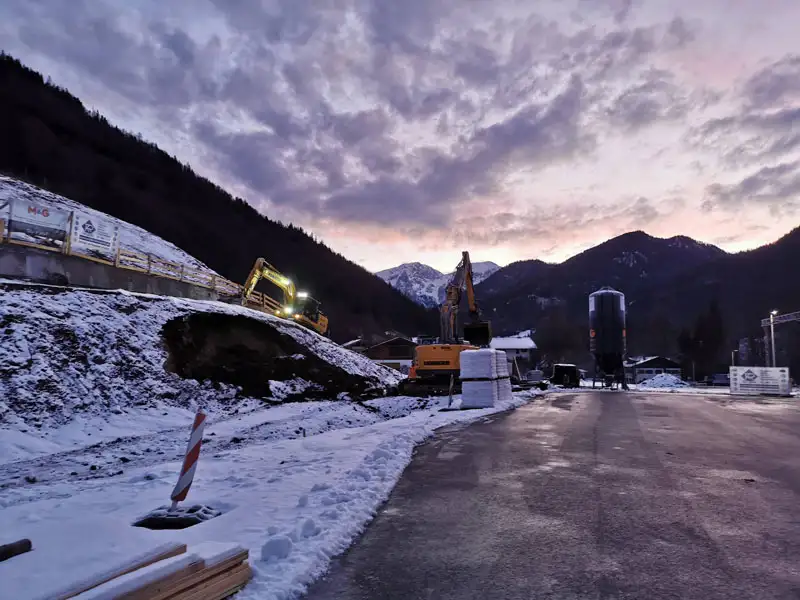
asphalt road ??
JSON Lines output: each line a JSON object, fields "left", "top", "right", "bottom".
{"left": 304, "top": 392, "right": 800, "bottom": 600}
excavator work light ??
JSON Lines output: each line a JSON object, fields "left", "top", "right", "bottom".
{"left": 297, "top": 291, "right": 309, "bottom": 298}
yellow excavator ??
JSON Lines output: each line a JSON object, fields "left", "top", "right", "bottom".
{"left": 241, "top": 258, "right": 330, "bottom": 337}
{"left": 400, "top": 251, "right": 492, "bottom": 395}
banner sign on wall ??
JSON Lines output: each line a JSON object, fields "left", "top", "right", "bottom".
{"left": 729, "top": 367, "right": 791, "bottom": 397}
{"left": 0, "top": 199, "right": 9, "bottom": 237}
{"left": 71, "top": 211, "right": 120, "bottom": 258}
{"left": 9, "top": 200, "right": 71, "bottom": 246}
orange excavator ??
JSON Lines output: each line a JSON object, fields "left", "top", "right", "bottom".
{"left": 400, "top": 251, "right": 492, "bottom": 395}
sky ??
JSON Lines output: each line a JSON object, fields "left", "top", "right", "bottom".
{"left": 1, "top": 0, "right": 799, "bottom": 273}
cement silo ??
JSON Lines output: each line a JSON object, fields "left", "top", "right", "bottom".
{"left": 589, "top": 286, "right": 628, "bottom": 389}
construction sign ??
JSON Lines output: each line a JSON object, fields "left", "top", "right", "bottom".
{"left": 71, "top": 211, "right": 120, "bottom": 259}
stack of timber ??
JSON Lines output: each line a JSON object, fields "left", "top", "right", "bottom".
{"left": 48, "top": 541, "right": 251, "bottom": 600}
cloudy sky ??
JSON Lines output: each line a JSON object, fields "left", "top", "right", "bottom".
{"left": 2, "top": 0, "right": 799, "bottom": 272}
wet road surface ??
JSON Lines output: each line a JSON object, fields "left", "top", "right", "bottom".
{"left": 305, "top": 392, "right": 800, "bottom": 600}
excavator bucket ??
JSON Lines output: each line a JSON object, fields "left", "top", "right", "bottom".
{"left": 463, "top": 321, "right": 492, "bottom": 347}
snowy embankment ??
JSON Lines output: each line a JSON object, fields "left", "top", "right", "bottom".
{"left": 0, "top": 280, "right": 403, "bottom": 459}
{"left": 0, "top": 175, "right": 217, "bottom": 274}
{"left": 0, "top": 389, "right": 544, "bottom": 600}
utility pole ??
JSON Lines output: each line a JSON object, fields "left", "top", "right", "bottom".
{"left": 770, "top": 310, "right": 778, "bottom": 368}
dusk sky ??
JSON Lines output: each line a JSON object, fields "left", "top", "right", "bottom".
{"left": 1, "top": 0, "right": 799, "bottom": 272}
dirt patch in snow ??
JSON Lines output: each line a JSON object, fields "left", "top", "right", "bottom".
{"left": 162, "top": 312, "right": 386, "bottom": 401}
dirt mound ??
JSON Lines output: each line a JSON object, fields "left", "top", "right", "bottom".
{"left": 0, "top": 282, "right": 403, "bottom": 429}
{"left": 162, "top": 312, "right": 393, "bottom": 400}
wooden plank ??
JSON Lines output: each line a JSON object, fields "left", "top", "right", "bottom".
{"left": 0, "top": 538, "right": 32, "bottom": 562}
{"left": 117, "top": 263, "right": 150, "bottom": 274}
{"left": 145, "top": 551, "right": 248, "bottom": 600}
{"left": 69, "top": 252, "right": 115, "bottom": 267}
{"left": 7, "top": 238, "right": 63, "bottom": 253}
{"left": 167, "top": 563, "right": 252, "bottom": 600}
{"left": 104, "top": 557, "right": 205, "bottom": 600}
{"left": 55, "top": 543, "right": 187, "bottom": 600}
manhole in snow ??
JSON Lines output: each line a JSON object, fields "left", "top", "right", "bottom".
{"left": 133, "top": 504, "right": 222, "bottom": 530}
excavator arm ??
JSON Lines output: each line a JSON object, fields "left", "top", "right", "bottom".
{"left": 241, "top": 257, "right": 296, "bottom": 307}
{"left": 439, "top": 251, "right": 492, "bottom": 346}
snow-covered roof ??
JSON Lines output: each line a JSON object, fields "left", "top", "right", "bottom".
{"left": 490, "top": 336, "right": 536, "bottom": 350}
{"left": 624, "top": 356, "right": 678, "bottom": 367}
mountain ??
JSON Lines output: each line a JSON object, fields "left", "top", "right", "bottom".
{"left": 478, "top": 226, "right": 800, "bottom": 371}
{"left": 377, "top": 261, "right": 500, "bottom": 307}
{"left": 478, "top": 231, "right": 729, "bottom": 342}
{"left": 0, "top": 52, "right": 436, "bottom": 342}
{"left": 634, "top": 226, "right": 800, "bottom": 339}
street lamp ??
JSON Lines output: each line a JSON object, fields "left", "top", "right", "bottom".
{"left": 769, "top": 310, "right": 778, "bottom": 367}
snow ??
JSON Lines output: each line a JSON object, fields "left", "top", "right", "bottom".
{"left": 490, "top": 336, "right": 537, "bottom": 350}
{"left": 0, "top": 175, "right": 217, "bottom": 275}
{"left": 0, "top": 281, "right": 403, "bottom": 436}
{"left": 638, "top": 373, "right": 689, "bottom": 389}
{"left": 0, "top": 389, "right": 545, "bottom": 600}
{"left": 375, "top": 261, "right": 500, "bottom": 308}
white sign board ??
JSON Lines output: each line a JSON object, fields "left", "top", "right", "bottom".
{"left": 9, "top": 200, "right": 71, "bottom": 247}
{"left": 729, "top": 367, "right": 791, "bottom": 397}
{"left": 0, "top": 199, "right": 9, "bottom": 237}
{"left": 70, "top": 211, "right": 119, "bottom": 259}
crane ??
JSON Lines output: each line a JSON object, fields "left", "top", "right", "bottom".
{"left": 400, "top": 251, "right": 492, "bottom": 395}
{"left": 241, "top": 257, "right": 329, "bottom": 337}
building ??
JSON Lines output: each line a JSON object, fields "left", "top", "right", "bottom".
{"left": 490, "top": 332, "right": 537, "bottom": 374}
{"left": 341, "top": 338, "right": 368, "bottom": 353}
{"left": 364, "top": 336, "right": 416, "bottom": 374}
{"left": 624, "top": 356, "right": 682, "bottom": 384}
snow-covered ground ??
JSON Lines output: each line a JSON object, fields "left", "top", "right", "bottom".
{"left": 0, "top": 389, "right": 544, "bottom": 600}
{"left": 638, "top": 373, "right": 689, "bottom": 389}
{"left": 0, "top": 281, "right": 403, "bottom": 436}
{"left": 0, "top": 175, "right": 217, "bottom": 274}
{"left": 577, "top": 377, "right": 798, "bottom": 397}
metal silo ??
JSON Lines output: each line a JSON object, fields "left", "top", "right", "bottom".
{"left": 589, "top": 286, "right": 628, "bottom": 389}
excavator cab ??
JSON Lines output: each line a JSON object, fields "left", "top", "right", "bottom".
{"left": 284, "top": 293, "right": 330, "bottom": 337}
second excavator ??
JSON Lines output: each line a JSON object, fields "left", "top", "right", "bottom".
{"left": 400, "top": 251, "right": 492, "bottom": 395}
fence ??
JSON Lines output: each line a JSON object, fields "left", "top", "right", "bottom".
{"left": 0, "top": 199, "right": 273, "bottom": 306}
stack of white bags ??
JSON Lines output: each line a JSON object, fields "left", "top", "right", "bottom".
{"left": 460, "top": 348, "right": 513, "bottom": 408}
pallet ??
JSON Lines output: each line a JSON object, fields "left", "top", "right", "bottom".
{"left": 61, "top": 542, "right": 251, "bottom": 600}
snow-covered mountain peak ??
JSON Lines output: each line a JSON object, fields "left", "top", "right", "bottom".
{"left": 376, "top": 260, "right": 500, "bottom": 307}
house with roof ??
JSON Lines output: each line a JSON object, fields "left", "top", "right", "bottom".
{"left": 490, "top": 332, "right": 538, "bottom": 373}
{"left": 624, "top": 356, "right": 682, "bottom": 384}
{"left": 364, "top": 335, "right": 416, "bottom": 374}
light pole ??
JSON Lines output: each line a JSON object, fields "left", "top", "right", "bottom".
{"left": 770, "top": 310, "right": 778, "bottom": 367}
{"left": 731, "top": 349, "right": 738, "bottom": 366}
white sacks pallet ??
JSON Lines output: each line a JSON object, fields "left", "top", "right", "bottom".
{"left": 495, "top": 350, "right": 509, "bottom": 378}
{"left": 462, "top": 380, "right": 498, "bottom": 409}
{"left": 460, "top": 348, "right": 497, "bottom": 380}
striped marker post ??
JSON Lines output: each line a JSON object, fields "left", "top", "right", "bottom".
{"left": 170, "top": 409, "right": 207, "bottom": 510}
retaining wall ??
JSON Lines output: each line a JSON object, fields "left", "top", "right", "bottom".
{"left": 0, "top": 244, "right": 219, "bottom": 301}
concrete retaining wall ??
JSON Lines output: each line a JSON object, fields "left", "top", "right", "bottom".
{"left": 0, "top": 243, "right": 220, "bottom": 301}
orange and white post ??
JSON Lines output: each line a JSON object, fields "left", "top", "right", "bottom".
{"left": 170, "top": 409, "right": 207, "bottom": 510}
